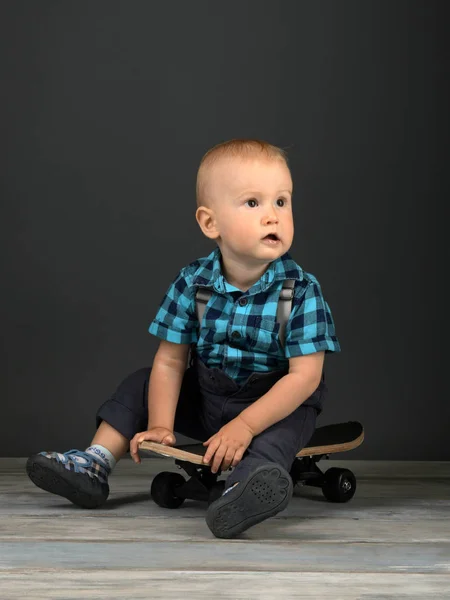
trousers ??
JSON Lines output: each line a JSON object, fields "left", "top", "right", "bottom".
{"left": 95, "top": 354, "right": 323, "bottom": 487}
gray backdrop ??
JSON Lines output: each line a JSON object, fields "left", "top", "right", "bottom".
{"left": 1, "top": 1, "right": 446, "bottom": 459}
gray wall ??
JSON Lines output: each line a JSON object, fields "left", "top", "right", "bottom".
{"left": 1, "top": 1, "right": 446, "bottom": 458}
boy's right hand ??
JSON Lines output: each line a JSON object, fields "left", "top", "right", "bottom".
{"left": 130, "top": 428, "right": 176, "bottom": 464}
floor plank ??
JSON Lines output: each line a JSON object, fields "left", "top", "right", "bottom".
{"left": 1, "top": 515, "right": 449, "bottom": 543}
{"left": 0, "top": 571, "right": 450, "bottom": 600}
{"left": 2, "top": 492, "right": 449, "bottom": 522}
{"left": 1, "top": 540, "right": 450, "bottom": 572}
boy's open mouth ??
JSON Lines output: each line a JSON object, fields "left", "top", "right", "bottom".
{"left": 263, "top": 234, "right": 280, "bottom": 241}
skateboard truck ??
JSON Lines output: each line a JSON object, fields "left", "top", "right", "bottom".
{"left": 150, "top": 459, "right": 226, "bottom": 508}
{"left": 290, "top": 454, "right": 330, "bottom": 484}
{"left": 289, "top": 454, "right": 357, "bottom": 502}
{"left": 174, "top": 459, "right": 224, "bottom": 503}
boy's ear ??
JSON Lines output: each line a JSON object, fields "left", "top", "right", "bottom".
{"left": 195, "top": 206, "right": 220, "bottom": 240}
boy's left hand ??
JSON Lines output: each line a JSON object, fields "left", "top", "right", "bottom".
{"left": 203, "top": 416, "right": 254, "bottom": 473}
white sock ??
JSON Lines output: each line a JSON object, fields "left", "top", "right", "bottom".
{"left": 85, "top": 444, "right": 117, "bottom": 472}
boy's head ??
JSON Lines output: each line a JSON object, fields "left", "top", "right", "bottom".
{"left": 195, "top": 139, "right": 294, "bottom": 265}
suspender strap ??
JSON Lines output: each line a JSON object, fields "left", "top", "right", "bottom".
{"left": 195, "top": 288, "right": 212, "bottom": 328}
{"left": 195, "top": 280, "right": 295, "bottom": 349}
{"left": 276, "top": 279, "right": 295, "bottom": 349}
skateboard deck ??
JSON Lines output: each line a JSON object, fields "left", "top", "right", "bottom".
{"left": 139, "top": 421, "right": 364, "bottom": 467}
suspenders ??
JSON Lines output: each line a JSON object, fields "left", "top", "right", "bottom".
{"left": 194, "top": 279, "right": 296, "bottom": 349}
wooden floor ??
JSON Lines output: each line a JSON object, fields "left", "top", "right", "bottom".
{"left": 0, "top": 458, "right": 449, "bottom": 599}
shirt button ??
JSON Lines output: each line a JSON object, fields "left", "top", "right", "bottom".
{"left": 239, "top": 297, "right": 248, "bottom": 306}
{"left": 231, "top": 331, "right": 241, "bottom": 339}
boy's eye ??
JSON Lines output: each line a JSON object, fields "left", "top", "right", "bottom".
{"left": 245, "top": 198, "right": 287, "bottom": 208}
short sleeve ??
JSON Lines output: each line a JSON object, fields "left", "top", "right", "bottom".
{"left": 284, "top": 280, "right": 341, "bottom": 358}
{"left": 148, "top": 267, "right": 198, "bottom": 344}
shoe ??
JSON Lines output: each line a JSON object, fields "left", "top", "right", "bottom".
{"left": 205, "top": 462, "right": 293, "bottom": 539}
{"left": 26, "top": 449, "right": 110, "bottom": 509}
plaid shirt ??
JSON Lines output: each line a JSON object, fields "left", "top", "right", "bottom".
{"left": 148, "top": 247, "right": 340, "bottom": 384}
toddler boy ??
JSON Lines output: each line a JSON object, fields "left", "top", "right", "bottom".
{"left": 27, "top": 139, "right": 340, "bottom": 538}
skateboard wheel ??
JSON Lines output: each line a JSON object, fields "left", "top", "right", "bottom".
{"left": 150, "top": 471, "right": 186, "bottom": 508}
{"left": 321, "top": 468, "right": 356, "bottom": 503}
{"left": 207, "top": 481, "right": 226, "bottom": 506}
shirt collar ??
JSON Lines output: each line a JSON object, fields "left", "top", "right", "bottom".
{"left": 192, "top": 246, "right": 304, "bottom": 295}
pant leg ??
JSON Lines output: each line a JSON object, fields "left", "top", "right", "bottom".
{"left": 224, "top": 403, "right": 318, "bottom": 488}
{"left": 95, "top": 366, "right": 209, "bottom": 442}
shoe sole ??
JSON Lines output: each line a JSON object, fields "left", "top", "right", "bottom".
{"left": 26, "top": 455, "right": 108, "bottom": 509}
{"left": 205, "top": 463, "right": 293, "bottom": 539}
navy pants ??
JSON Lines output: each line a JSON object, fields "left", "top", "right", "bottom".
{"left": 96, "top": 356, "right": 323, "bottom": 487}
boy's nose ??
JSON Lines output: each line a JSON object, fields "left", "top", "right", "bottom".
{"left": 263, "top": 213, "right": 278, "bottom": 224}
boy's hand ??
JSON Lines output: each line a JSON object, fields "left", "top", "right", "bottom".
{"left": 202, "top": 416, "right": 254, "bottom": 474}
{"left": 130, "top": 427, "right": 176, "bottom": 464}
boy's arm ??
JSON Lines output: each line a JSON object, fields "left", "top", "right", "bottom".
{"left": 147, "top": 340, "right": 190, "bottom": 431}
{"left": 237, "top": 352, "right": 325, "bottom": 437}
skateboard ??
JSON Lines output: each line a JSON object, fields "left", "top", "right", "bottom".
{"left": 140, "top": 421, "right": 364, "bottom": 509}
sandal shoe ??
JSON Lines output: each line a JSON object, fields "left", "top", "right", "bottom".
{"left": 26, "top": 450, "right": 109, "bottom": 509}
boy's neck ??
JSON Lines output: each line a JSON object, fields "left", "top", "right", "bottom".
{"left": 219, "top": 252, "right": 272, "bottom": 293}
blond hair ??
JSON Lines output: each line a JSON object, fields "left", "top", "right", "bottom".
{"left": 196, "top": 139, "right": 289, "bottom": 208}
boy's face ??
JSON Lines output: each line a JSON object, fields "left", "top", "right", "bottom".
{"left": 197, "top": 157, "right": 294, "bottom": 265}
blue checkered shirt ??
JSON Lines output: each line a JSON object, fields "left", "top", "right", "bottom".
{"left": 148, "top": 247, "right": 341, "bottom": 384}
